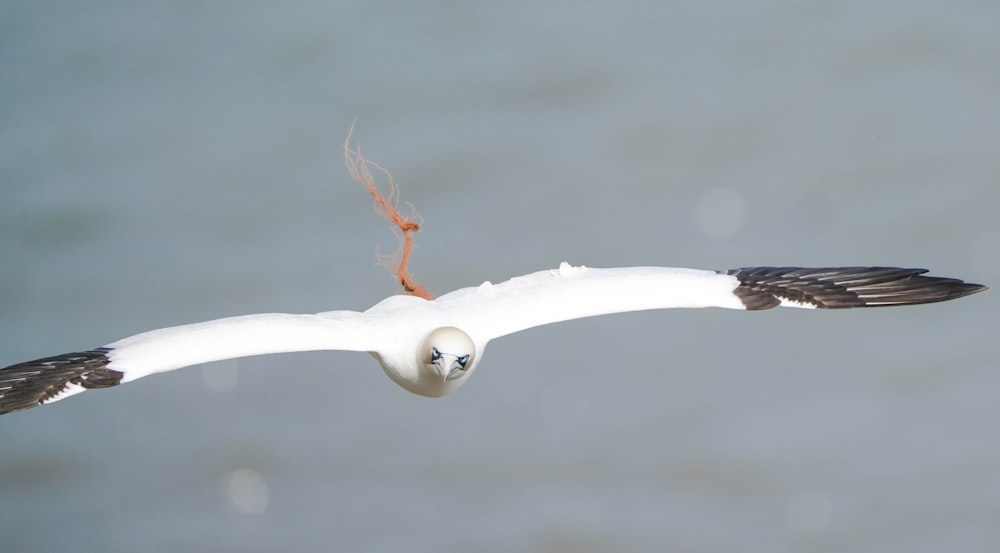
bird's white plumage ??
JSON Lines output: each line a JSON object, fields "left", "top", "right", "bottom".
{"left": 101, "top": 263, "right": 744, "bottom": 394}
{"left": 108, "top": 311, "right": 383, "bottom": 382}
{"left": 437, "top": 263, "right": 745, "bottom": 342}
{"left": 776, "top": 298, "right": 820, "bottom": 309}
{"left": 46, "top": 382, "right": 87, "bottom": 402}
{"left": 0, "top": 261, "right": 985, "bottom": 413}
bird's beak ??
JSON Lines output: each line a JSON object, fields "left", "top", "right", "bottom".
{"left": 432, "top": 354, "right": 463, "bottom": 382}
{"left": 432, "top": 358, "right": 450, "bottom": 382}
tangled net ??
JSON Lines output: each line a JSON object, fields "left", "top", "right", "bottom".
{"left": 343, "top": 125, "right": 433, "bottom": 300}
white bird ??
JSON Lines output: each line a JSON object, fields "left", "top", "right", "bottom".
{"left": 0, "top": 263, "right": 987, "bottom": 415}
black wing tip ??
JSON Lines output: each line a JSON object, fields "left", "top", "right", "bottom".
{"left": 0, "top": 347, "right": 123, "bottom": 415}
{"left": 724, "top": 266, "right": 989, "bottom": 310}
{"left": 943, "top": 281, "right": 990, "bottom": 300}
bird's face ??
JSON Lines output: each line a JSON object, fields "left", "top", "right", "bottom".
{"left": 420, "top": 326, "right": 476, "bottom": 386}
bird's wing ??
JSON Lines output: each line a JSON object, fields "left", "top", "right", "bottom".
{"left": 436, "top": 263, "right": 987, "bottom": 342}
{"left": 0, "top": 310, "right": 384, "bottom": 415}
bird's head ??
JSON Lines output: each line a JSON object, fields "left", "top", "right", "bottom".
{"left": 415, "top": 326, "right": 476, "bottom": 396}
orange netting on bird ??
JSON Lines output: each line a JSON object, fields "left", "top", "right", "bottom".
{"left": 343, "top": 126, "right": 433, "bottom": 300}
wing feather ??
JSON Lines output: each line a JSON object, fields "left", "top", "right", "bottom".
{"left": 0, "top": 311, "right": 386, "bottom": 414}
{"left": 107, "top": 311, "right": 383, "bottom": 381}
{"left": 725, "top": 266, "right": 988, "bottom": 309}
{"left": 0, "top": 349, "right": 121, "bottom": 415}
{"left": 436, "top": 263, "right": 745, "bottom": 342}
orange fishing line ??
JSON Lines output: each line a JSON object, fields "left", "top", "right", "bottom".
{"left": 343, "top": 126, "right": 433, "bottom": 300}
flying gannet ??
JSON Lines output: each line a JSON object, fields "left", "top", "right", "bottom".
{"left": 0, "top": 263, "right": 987, "bottom": 415}
{"left": 0, "top": 132, "right": 987, "bottom": 415}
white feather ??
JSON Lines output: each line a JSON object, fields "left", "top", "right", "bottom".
{"left": 103, "top": 264, "right": 743, "bottom": 389}
{"left": 436, "top": 264, "right": 744, "bottom": 342}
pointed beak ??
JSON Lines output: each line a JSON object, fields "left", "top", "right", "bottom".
{"left": 432, "top": 358, "right": 450, "bottom": 382}
{"left": 432, "top": 354, "right": 465, "bottom": 382}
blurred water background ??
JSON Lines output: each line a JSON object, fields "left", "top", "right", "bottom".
{"left": 1, "top": 1, "right": 998, "bottom": 552}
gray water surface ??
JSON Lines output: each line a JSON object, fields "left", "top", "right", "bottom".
{"left": 1, "top": 2, "right": 998, "bottom": 552}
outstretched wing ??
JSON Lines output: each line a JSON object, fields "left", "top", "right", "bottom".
{"left": 438, "top": 263, "right": 987, "bottom": 342}
{"left": 0, "top": 311, "right": 384, "bottom": 415}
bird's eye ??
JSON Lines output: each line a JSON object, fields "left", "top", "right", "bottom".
{"left": 430, "top": 348, "right": 441, "bottom": 361}
{"left": 457, "top": 354, "right": 470, "bottom": 368}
